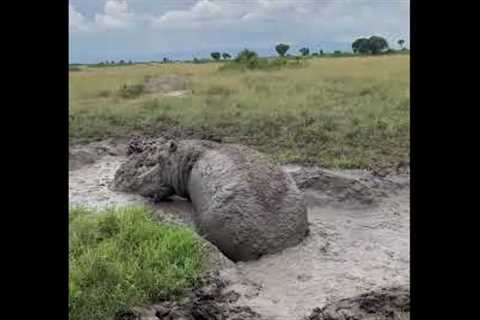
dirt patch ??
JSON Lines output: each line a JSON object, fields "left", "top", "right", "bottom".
{"left": 144, "top": 75, "right": 188, "bottom": 93}
{"left": 163, "top": 90, "right": 188, "bottom": 97}
{"left": 134, "top": 272, "right": 264, "bottom": 320}
{"left": 305, "top": 286, "right": 409, "bottom": 320}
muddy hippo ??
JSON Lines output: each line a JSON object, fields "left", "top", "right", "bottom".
{"left": 112, "top": 138, "right": 309, "bottom": 261}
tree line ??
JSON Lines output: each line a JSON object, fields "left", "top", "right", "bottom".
{"left": 208, "top": 35, "right": 406, "bottom": 61}
{"left": 93, "top": 35, "right": 407, "bottom": 65}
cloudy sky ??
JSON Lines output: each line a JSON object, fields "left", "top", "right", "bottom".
{"left": 69, "top": 0, "right": 410, "bottom": 63}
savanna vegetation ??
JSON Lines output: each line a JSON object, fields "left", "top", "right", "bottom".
{"left": 69, "top": 52, "right": 409, "bottom": 168}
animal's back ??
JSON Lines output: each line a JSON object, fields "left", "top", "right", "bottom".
{"left": 187, "top": 144, "right": 308, "bottom": 261}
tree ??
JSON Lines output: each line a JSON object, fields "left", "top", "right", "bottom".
{"left": 299, "top": 47, "right": 310, "bottom": 56}
{"left": 119, "top": 60, "right": 125, "bottom": 64}
{"left": 222, "top": 52, "right": 231, "bottom": 60}
{"left": 352, "top": 38, "right": 370, "bottom": 54}
{"left": 235, "top": 49, "right": 258, "bottom": 62}
{"left": 368, "top": 36, "right": 389, "bottom": 54}
{"left": 163, "top": 57, "right": 168, "bottom": 63}
{"left": 211, "top": 52, "right": 221, "bottom": 61}
{"left": 398, "top": 39, "right": 405, "bottom": 50}
{"left": 319, "top": 50, "right": 324, "bottom": 55}
{"left": 111, "top": 60, "right": 115, "bottom": 64}
{"left": 275, "top": 43, "right": 290, "bottom": 57}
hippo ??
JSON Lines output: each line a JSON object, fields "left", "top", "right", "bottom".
{"left": 112, "top": 138, "right": 309, "bottom": 261}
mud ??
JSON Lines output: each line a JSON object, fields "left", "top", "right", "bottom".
{"left": 132, "top": 272, "right": 263, "bottom": 320}
{"left": 69, "top": 140, "right": 410, "bottom": 320}
{"left": 305, "top": 286, "right": 409, "bottom": 320}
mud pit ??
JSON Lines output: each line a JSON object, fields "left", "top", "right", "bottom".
{"left": 69, "top": 141, "right": 410, "bottom": 320}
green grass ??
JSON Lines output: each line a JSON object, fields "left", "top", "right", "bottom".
{"left": 69, "top": 54, "right": 409, "bottom": 169}
{"left": 69, "top": 206, "right": 204, "bottom": 320}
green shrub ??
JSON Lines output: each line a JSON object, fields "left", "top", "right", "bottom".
{"left": 69, "top": 206, "right": 204, "bottom": 320}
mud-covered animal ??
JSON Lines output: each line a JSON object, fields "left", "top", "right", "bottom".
{"left": 112, "top": 138, "right": 309, "bottom": 261}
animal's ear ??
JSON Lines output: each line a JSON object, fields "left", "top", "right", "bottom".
{"left": 168, "top": 140, "right": 178, "bottom": 153}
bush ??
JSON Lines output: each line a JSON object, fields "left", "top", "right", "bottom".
{"left": 69, "top": 206, "right": 204, "bottom": 320}
{"left": 118, "top": 84, "right": 145, "bottom": 99}
{"left": 219, "top": 48, "right": 308, "bottom": 72}
{"left": 97, "top": 90, "right": 111, "bottom": 98}
{"left": 235, "top": 49, "right": 258, "bottom": 62}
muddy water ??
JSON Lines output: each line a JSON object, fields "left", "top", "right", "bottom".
{"left": 69, "top": 150, "right": 409, "bottom": 320}
{"left": 220, "top": 189, "right": 409, "bottom": 319}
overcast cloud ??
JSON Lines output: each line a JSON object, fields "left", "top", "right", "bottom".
{"left": 69, "top": 0, "right": 410, "bottom": 63}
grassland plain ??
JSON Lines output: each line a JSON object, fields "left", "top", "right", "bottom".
{"left": 69, "top": 206, "right": 205, "bottom": 320}
{"left": 69, "top": 54, "right": 409, "bottom": 168}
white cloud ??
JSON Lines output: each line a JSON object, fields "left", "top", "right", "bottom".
{"left": 152, "top": 0, "right": 229, "bottom": 28}
{"left": 95, "top": 0, "right": 134, "bottom": 30}
{"left": 70, "top": 1, "right": 135, "bottom": 33}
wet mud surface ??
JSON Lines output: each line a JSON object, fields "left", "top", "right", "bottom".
{"left": 69, "top": 140, "right": 410, "bottom": 320}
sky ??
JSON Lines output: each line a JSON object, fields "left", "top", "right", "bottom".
{"left": 69, "top": 0, "right": 410, "bottom": 64}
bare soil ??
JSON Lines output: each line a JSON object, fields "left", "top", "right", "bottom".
{"left": 143, "top": 75, "right": 188, "bottom": 93}
{"left": 69, "top": 140, "right": 410, "bottom": 320}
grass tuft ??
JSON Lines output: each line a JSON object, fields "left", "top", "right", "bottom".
{"left": 69, "top": 206, "right": 204, "bottom": 320}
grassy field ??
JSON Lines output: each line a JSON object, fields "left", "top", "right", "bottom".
{"left": 69, "top": 54, "right": 409, "bottom": 168}
{"left": 69, "top": 206, "right": 204, "bottom": 320}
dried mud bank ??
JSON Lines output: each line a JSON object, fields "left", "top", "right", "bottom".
{"left": 69, "top": 140, "right": 410, "bottom": 320}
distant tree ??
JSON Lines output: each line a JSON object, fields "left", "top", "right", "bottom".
{"left": 111, "top": 60, "right": 115, "bottom": 64}
{"left": 235, "top": 49, "right": 258, "bottom": 62}
{"left": 319, "top": 50, "right": 324, "bottom": 55}
{"left": 299, "top": 47, "right": 310, "bottom": 56}
{"left": 211, "top": 52, "right": 221, "bottom": 61}
{"left": 312, "top": 52, "right": 319, "bottom": 56}
{"left": 128, "top": 60, "right": 133, "bottom": 64}
{"left": 275, "top": 43, "right": 290, "bottom": 57}
{"left": 119, "top": 60, "right": 125, "bottom": 64}
{"left": 222, "top": 52, "right": 231, "bottom": 60}
{"left": 163, "top": 57, "right": 168, "bottom": 63}
{"left": 368, "top": 36, "right": 389, "bottom": 54}
{"left": 352, "top": 38, "right": 370, "bottom": 54}
{"left": 398, "top": 39, "right": 405, "bottom": 50}
{"left": 334, "top": 50, "right": 342, "bottom": 55}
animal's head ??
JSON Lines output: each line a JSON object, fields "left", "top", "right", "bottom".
{"left": 112, "top": 138, "right": 179, "bottom": 200}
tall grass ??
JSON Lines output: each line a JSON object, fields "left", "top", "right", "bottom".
{"left": 69, "top": 55, "right": 409, "bottom": 168}
{"left": 69, "top": 206, "right": 204, "bottom": 320}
